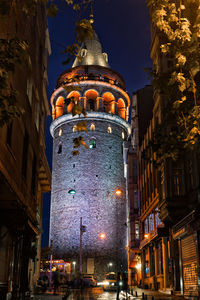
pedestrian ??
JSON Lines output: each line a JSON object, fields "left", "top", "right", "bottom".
{"left": 53, "top": 268, "right": 59, "bottom": 295}
{"left": 116, "top": 272, "right": 122, "bottom": 300}
{"left": 122, "top": 272, "right": 128, "bottom": 299}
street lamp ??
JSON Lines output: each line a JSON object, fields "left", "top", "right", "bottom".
{"left": 99, "top": 233, "right": 106, "bottom": 240}
{"left": 115, "top": 188, "right": 122, "bottom": 196}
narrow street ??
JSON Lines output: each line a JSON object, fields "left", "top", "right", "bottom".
{"left": 33, "top": 287, "right": 185, "bottom": 300}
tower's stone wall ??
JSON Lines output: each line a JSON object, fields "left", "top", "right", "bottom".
{"left": 50, "top": 114, "right": 129, "bottom": 276}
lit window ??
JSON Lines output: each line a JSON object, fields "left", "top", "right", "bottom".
{"left": 89, "top": 139, "right": 96, "bottom": 149}
{"left": 73, "top": 125, "right": 77, "bottom": 132}
{"left": 107, "top": 126, "right": 112, "bottom": 134}
{"left": 59, "top": 128, "right": 63, "bottom": 136}
{"left": 135, "top": 222, "right": 139, "bottom": 240}
{"left": 90, "top": 124, "right": 95, "bottom": 131}
{"left": 122, "top": 131, "right": 125, "bottom": 139}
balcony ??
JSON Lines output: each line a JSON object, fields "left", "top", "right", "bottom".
{"left": 140, "top": 225, "right": 169, "bottom": 249}
{"left": 56, "top": 74, "right": 125, "bottom": 91}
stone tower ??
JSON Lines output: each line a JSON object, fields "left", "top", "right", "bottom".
{"left": 49, "top": 29, "right": 131, "bottom": 277}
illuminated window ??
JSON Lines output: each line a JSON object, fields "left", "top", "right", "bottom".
{"left": 90, "top": 124, "right": 95, "bottom": 131}
{"left": 135, "top": 222, "right": 139, "bottom": 240}
{"left": 89, "top": 139, "right": 96, "bottom": 149}
{"left": 59, "top": 128, "right": 63, "bottom": 136}
{"left": 73, "top": 125, "right": 77, "bottom": 132}
{"left": 122, "top": 131, "right": 125, "bottom": 139}
{"left": 107, "top": 126, "right": 112, "bottom": 134}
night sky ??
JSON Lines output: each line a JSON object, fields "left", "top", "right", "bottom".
{"left": 41, "top": 0, "right": 152, "bottom": 248}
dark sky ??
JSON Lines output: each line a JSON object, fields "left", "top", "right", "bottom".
{"left": 42, "top": 0, "right": 152, "bottom": 248}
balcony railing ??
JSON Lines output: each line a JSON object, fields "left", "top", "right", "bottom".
{"left": 56, "top": 74, "right": 125, "bottom": 91}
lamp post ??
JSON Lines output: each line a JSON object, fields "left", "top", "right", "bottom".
{"left": 80, "top": 217, "right": 86, "bottom": 274}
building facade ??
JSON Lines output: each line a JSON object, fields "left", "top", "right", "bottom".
{"left": 0, "top": 1, "right": 51, "bottom": 299}
{"left": 135, "top": 6, "right": 200, "bottom": 298}
{"left": 49, "top": 29, "right": 131, "bottom": 278}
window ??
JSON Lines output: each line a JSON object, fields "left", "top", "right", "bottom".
{"left": 155, "top": 209, "right": 161, "bottom": 227}
{"left": 88, "top": 99, "right": 95, "bottom": 111}
{"left": 157, "top": 242, "right": 163, "bottom": 274}
{"left": 135, "top": 222, "right": 139, "bottom": 240}
{"left": 107, "top": 126, "right": 112, "bottom": 134}
{"left": 148, "top": 214, "right": 154, "bottom": 232}
{"left": 57, "top": 142, "right": 62, "bottom": 154}
{"left": 144, "top": 219, "right": 148, "bottom": 234}
{"left": 134, "top": 190, "right": 138, "bottom": 209}
{"left": 73, "top": 125, "right": 77, "bottom": 132}
{"left": 89, "top": 139, "right": 96, "bottom": 149}
{"left": 59, "top": 128, "right": 63, "bottom": 136}
{"left": 90, "top": 124, "right": 95, "bottom": 131}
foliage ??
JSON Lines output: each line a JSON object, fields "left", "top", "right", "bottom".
{"left": 0, "top": 38, "right": 28, "bottom": 126}
{"left": 146, "top": 0, "right": 200, "bottom": 161}
{"left": 0, "top": 0, "right": 93, "bottom": 155}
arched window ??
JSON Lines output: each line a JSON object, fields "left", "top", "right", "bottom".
{"left": 88, "top": 99, "right": 95, "bottom": 111}
{"left": 55, "top": 96, "right": 64, "bottom": 118}
{"left": 102, "top": 92, "right": 115, "bottom": 114}
{"left": 59, "top": 128, "right": 63, "bottom": 136}
{"left": 67, "top": 91, "right": 80, "bottom": 113}
{"left": 118, "top": 98, "right": 126, "bottom": 119}
{"left": 107, "top": 126, "right": 112, "bottom": 134}
{"left": 89, "top": 139, "right": 96, "bottom": 149}
{"left": 90, "top": 124, "right": 95, "bottom": 131}
{"left": 85, "top": 90, "right": 99, "bottom": 112}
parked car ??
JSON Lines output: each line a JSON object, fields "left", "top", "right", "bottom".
{"left": 82, "top": 275, "right": 97, "bottom": 287}
{"left": 102, "top": 272, "right": 118, "bottom": 291}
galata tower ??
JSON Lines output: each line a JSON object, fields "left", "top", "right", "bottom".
{"left": 49, "top": 25, "right": 131, "bottom": 278}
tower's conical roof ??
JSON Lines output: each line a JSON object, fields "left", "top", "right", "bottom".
{"left": 72, "top": 29, "right": 110, "bottom": 68}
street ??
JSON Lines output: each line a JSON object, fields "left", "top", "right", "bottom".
{"left": 33, "top": 287, "right": 185, "bottom": 300}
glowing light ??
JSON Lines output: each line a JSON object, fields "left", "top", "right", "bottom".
{"left": 72, "top": 261, "right": 76, "bottom": 265}
{"left": 115, "top": 189, "right": 122, "bottom": 196}
{"left": 59, "top": 128, "right": 63, "bottom": 136}
{"left": 136, "top": 263, "right": 141, "bottom": 270}
{"left": 144, "top": 234, "right": 149, "bottom": 239}
{"left": 108, "top": 262, "right": 113, "bottom": 266}
{"left": 99, "top": 233, "right": 106, "bottom": 239}
{"left": 68, "top": 189, "right": 76, "bottom": 195}
{"left": 103, "top": 281, "right": 109, "bottom": 286}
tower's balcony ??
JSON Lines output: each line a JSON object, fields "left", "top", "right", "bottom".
{"left": 51, "top": 66, "right": 130, "bottom": 122}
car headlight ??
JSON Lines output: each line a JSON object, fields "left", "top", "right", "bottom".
{"left": 111, "top": 283, "right": 115, "bottom": 286}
